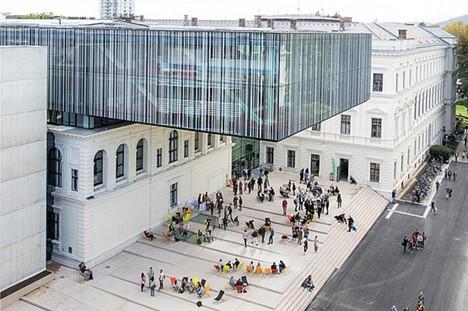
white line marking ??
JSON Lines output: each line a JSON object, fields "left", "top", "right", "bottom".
{"left": 386, "top": 203, "right": 399, "bottom": 219}
{"left": 422, "top": 205, "right": 431, "bottom": 219}
{"left": 393, "top": 210, "right": 426, "bottom": 219}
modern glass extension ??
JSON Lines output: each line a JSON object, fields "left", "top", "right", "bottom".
{"left": 0, "top": 25, "right": 371, "bottom": 141}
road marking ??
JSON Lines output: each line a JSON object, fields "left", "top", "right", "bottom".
{"left": 422, "top": 205, "right": 431, "bottom": 218}
{"left": 385, "top": 203, "right": 399, "bottom": 219}
{"left": 393, "top": 210, "right": 426, "bottom": 219}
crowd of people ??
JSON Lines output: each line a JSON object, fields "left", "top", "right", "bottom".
{"left": 401, "top": 230, "right": 426, "bottom": 254}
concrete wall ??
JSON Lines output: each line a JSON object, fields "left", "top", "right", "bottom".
{"left": 0, "top": 46, "right": 47, "bottom": 291}
{"left": 48, "top": 124, "right": 231, "bottom": 266}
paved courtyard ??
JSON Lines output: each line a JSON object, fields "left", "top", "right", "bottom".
{"left": 5, "top": 171, "right": 389, "bottom": 311}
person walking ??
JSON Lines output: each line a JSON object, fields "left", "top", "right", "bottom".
{"left": 140, "top": 273, "right": 146, "bottom": 292}
{"left": 391, "top": 190, "right": 396, "bottom": 204}
{"left": 297, "top": 228, "right": 303, "bottom": 245}
{"left": 282, "top": 199, "right": 288, "bottom": 216}
{"left": 259, "top": 226, "right": 266, "bottom": 243}
{"left": 455, "top": 152, "right": 459, "bottom": 162}
{"left": 337, "top": 193, "right": 342, "bottom": 208}
{"left": 347, "top": 216, "right": 354, "bottom": 232}
{"left": 303, "top": 237, "right": 309, "bottom": 254}
{"left": 317, "top": 204, "right": 322, "bottom": 219}
{"left": 431, "top": 201, "right": 437, "bottom": 215}
{"left": 158, "top": 269, "right": 165, "bottom": 291}
{"left": 435, "top": 180, "right": 440, "bottom": 192}
{"left": 313, "top": 236, "right": 319, "bottom": 253}
{"left": 402, "top": 236, "right": 408, "bottom": 253}
{"left": 243, "top": 229, "right": 249, "bottom": 247}
{"left": 268, "top": 227, "right": 274, "bottom": 245}
{"left": 453, "top": 171, "right": 457, "bottom": 182}
{"left": 238, "top": 196, "right": 243, "bottom": 211}
{"left": 390, "top": 305, "right": 398, "bottom": 311}
{"left": 325, "top": 199, "right": 330, "bottom": 215}
{"left": 294, "top": 197, "right": 299, "bottom": 212}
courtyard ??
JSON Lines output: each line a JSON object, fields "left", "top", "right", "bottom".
{"left": 5, "top": 171, "right": 389, "bottom": 311}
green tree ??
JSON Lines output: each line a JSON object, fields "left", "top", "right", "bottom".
{"left": 18, "top": 12, "right": 56, "bottom": 19}
{"left": 445, "top": 21, "right": 468, "bottom": 98}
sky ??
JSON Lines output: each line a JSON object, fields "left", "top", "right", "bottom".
{"left": 0, "top": 0, "right": 466, "bottom": 23}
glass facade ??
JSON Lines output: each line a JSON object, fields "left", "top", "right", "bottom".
{"left": 0, "top": 25, "right": 371, "bottom": 141}
{"left": 231, "top": 137, "right": 260, "bottom": 177}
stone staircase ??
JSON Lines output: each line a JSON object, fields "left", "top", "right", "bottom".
{"left": 274, "top": 186, "right": 389, "bottom": 311}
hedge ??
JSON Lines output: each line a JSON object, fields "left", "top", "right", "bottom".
{"left": 429, "top": 144, "right": 454, "bottom": 161}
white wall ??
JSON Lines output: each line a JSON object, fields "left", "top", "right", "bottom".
{"left": 0, "top": 46, "right": 47, "bottom": 290}
{"left": 49, "top": 124, "right": 231, "bottom": 266}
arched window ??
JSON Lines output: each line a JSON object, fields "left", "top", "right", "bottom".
{"left": 48, "top": 148, "right": 62, "bottom": 187}
{"left": 169, "top": 130, "right": 178, "bottom": 163}
{"left": 94, "top": 150, "right": 104, "bottom": 187}
{"left": 116, "top": 144, "right": 126, "bottom": 178}
{"left": 136, "top": 139, "right": 144, "bottom": 172}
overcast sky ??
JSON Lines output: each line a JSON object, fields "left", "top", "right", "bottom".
{"left": 0, "top": 0, "right": 466, "bottom": 23}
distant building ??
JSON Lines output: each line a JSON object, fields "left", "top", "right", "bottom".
{"left": 100, "top": 0, "right": 135, "bottom": 19}
{"left": 0, "top": 46, "right": 47, "bottom": 292}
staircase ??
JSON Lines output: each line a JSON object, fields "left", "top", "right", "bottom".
{"left": 274, "top": 186, "right": 389, "bottom": 311}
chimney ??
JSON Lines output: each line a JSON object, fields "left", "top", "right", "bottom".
{"left": 398, "top": 29, "right": 407, "bottom": 39}
{"left": 267, "top": 19, "right": 273, "bottom": 28}
{"left": 290, "top": 19, "right": 297, "bottom": 30}
{"left": 254, "top": 15, "right": 261, "bottom": 27}
{"left": 238, "top": 18, "right": 246, "bottom": 27}
{"left": 191, "top": 17, "right": 198, "bottom": 26}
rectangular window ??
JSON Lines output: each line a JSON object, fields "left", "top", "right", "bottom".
{"left": 71, "top": 169, "right": 78, "bottom": 192}
{"left": 156, "top": 148, "right": 162, "bottom": 168}
{"left": 136, "top": 142, "right": 144, "bottom": 172}
{"left": 311, "top": 123, "right": 321, "bottom": 131}
{"left": 407, "top": 149, "right": 410, "bottom": 166}
{"left": 372, "top": 73, "right": 383, "bottom": 92}
{"left": 403, "top": 71, "right": 406, "bottom": 89}
{"left": 94, "top": 152, "right": 103, "bottom": 187}
{"left": 340, "top": 115, "right": 351, "bottom": 135}
{"left": 170, "top": 183, "right": 178, "bottom": 207}
{"left": 184, "top": 140, "right": 189, "bottom": 158}
{"left": 287, "top": 150, "right": 296, "bottom": 168}
{"left": 371, "top": 118, "right": 382, "bottom": 138}
{"left": 370, "top": 163, "right": 380, "bottom": 182}
{"left": 393, "top": 161, "right": 397, "bottom": 179}
{"left": 401, "top": 154, "right": 404, "bottom": 172}
{"left": 194, "top": 132, "right": 200, "bottom": 152}
{"left": 266, "top": 147, "right": 274, "bottom": 164}
{"left": 310, "top": 154, "right": 320, "bottom": 175}
{"left": 395, "top": 73, "right": 399, "bottom": 92}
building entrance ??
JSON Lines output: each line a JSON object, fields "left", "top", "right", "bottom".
{"left": 339, "top": 158, "right": 349, "bottom": 181}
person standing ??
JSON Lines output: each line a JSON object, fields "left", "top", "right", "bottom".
{"left": 259, "top": 226, "right": 266, "bottom": 243}
{"left": 140, "top": 273, "right": 146, "bottom": 292}
{"left": 325, "top": 198, "right": 330, "bottom": 215}
{"left": 303, "top": 237, "right": 309, "bottom": 254}
{"left": 313, "top": 236, "right": 319, "bottom": 253}
{"left": 243, "top": 229, "right": 249, "bottom": 247}
{"left": 337, "top": 193, "right": 342, "bottom": 208}
{"left": 282, "top": 199, "right": 288, "bottom": 216}
{"left": 158, "top": 269, "right": 165, "bottom": 291}
{"left": 391, "top": 190, "right": 396, "bottom": 204}
{"left": 149, "top": 278, "right": 156, "bottom": 296}
{"left": 268, "top": 227, "right": 275, "bottom": 245}
{"left": 148, "top": 267, "right": 155, "bottom": 288}
{"left": 453, "top": 171, "right": 457, "bottom": 182}
{"left": 435, "top": 180, "right": 440, "bottom": 192}
{"left": 292, "top": 183, "right": 296, "bottom": 195}
{"left": 402, "top": 236, "right": 408, "bottom": 253}
{"left": 238, "top": 196, "right": 243, "bottom": 211}
{"left": 317, "top": 204, "right": 322, "bottom": 219}
{"left": 431, "top": 201, "right": 437, "bottom": 215}
{"left": 297, "top": 228, "right": 303, "bottom": 246}
{"left": 347, "top": 216, "right": 354, "bottom": 232}
{"left": 239, "top": 180, "right": 243, "bottom": 195}
{"left": 455, "top": 152, "right": 459, "bottom": 162}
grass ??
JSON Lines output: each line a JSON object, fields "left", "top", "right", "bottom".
{"left": 456, "top": 104, "right": 468, "bottom": 117}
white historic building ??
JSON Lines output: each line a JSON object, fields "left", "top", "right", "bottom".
{"left": 261, "top": 23, "right": 457, "bottom": 196}
{"left": 1, "top": 46, "right": 47, "bottom": 291}
{"left": 100, "top": 0, "right": 135, "bottom": 19}
{"left": 48, "top": 124, "right": 231, "bottom": 266}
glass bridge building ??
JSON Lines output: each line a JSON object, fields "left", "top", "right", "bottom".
{"left": 0, "top": 24, "right": 371, "bottom": 141}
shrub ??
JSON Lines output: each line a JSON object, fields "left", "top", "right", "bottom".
{"left": 429, "top": 144, "right": 454, "bottom": 161}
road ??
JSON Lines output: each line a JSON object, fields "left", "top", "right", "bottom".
{"left": 308, "top": 161, "right": 468, "bottom": 311}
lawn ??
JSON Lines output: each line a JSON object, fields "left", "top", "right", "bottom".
{"left": 456, "top": 104, "right": 468, "bottom": 117}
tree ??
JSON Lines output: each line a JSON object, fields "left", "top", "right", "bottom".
{"left": 18, "top": 12, "right": 56, "bottom": 19}
{"left": 445, "top": 21, "right": 468, "bottom": 98}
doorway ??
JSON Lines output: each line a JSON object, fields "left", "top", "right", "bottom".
{"left": 339, "top": 158, "right": 349, "bottom": 181}
{"left": 310, "top": 154, "right": 320, "bottom": 176}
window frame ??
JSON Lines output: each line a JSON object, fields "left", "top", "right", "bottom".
{"left": 194, "top": 132, "right": 200, "bottom": 152}
{"left": 116, "top": 144, "right": 125, "bottom": 179}
{"left": 169, "top": 130, "right": 178, "bottom": 163}
{"left": 71, "top": 169, "right": 79, "bottom": 192}
{"left": 371, "top": 118, "right": 382, "bottom": 138}
{"left": 370, "top": 162, "right": 380, "bottom": 183}
{"left": 48, "top": 148, "right": 62, "bottom": 187}
{"left": 287, "top": 150, "right": 296, "bottom": 168}
{"left": 156, "top": 147, "right": 163, "bottom": 168}
{"left": 340, "top": 114, "right": 351, "bottom": 135}
{"left": 372, "top": 73, "right": 383, "bottom": 92}
{"left": 94, "top": 150, "right": 104, "bottom": 187}
{"left": 266, "top": 147, "right": 274, "bottom": 165}
{"left": 207, "top": 133, "right": 213, "bottom": 147}
{"left": 184, "top": 139, "right": 189, "bottom": 158}
{"left": 170, "top": 183, "right": 178, "bottom": 208}
{"left": 136, "top": 139, "right": 144, "bottom": 172}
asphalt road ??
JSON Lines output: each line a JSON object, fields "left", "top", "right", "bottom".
{"left": 308, "top": 161, "right": 468, "bottom": 311}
